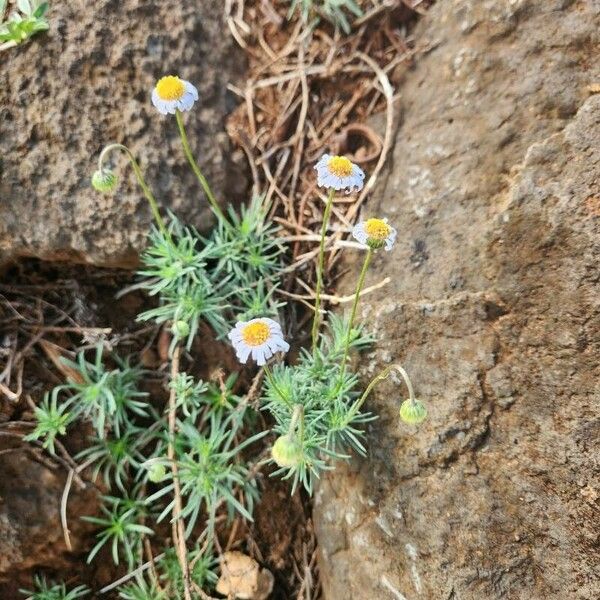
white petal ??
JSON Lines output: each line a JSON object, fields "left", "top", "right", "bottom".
{"left": 183, "top": 80, "right": 199, "bottom": 100}
{"left": 151, "top": 88, "right": 160, "bottom": 108}
{"left": 352, "top": 222, "right": 368, "bottom": 244}
{"left": 228, "top": 330, "right": 242, "bottom": 343}
{"left": 236, "top": 344, "right": 252, "bottom": 364}
{"left": 177, "top": 92, "right": 196, "bottom": 112}
{"left": 253, "top": 346, "right": 270, "bottom": 366}
{"left": 275, "top": 339, "right": 290, "bottom": 353}
{"left": 351, "top": 163, "right": 365, "bottom": 181}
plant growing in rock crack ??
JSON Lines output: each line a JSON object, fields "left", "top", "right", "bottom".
{"left": 286, "top": 0, "right": 363, "bottom": 33}
{"left": 19, "top": 576, "right": 89, "bottom": 600}
{"left": 24, "top": 67, "right": 429, "bottom": 596}
{"left": 83, "top": 494, "right": 153, "bottom": 567}
{"left": 0, "top": 0, "right": 49, "bottom": 52}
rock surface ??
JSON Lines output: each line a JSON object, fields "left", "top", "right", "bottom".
{"left": 0, "top": 0, "right": 246, "bottom": 267}
{"left": 0, "top": 441, "right": 99, "bottom": 594}
{"left": 314, "top": 1, "right": 600, "bottom": 599}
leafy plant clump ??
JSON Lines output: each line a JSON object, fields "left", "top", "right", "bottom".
{"left": 24, "top": 71, "right": 428, "bottom": 596}
{"left": 0, "top": 0, "right": 49, "bottom": 50}
{"left": 20, "top": 576, "right": 89, "bottom": 600}
{"left": 286, "top": 0, "right": 363, "bottom": 33}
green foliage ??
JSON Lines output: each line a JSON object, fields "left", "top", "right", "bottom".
{"left": 137, "top": 200, "right": 284, "bottom": 349}
{"left": 262, "top": 314, "right": 375, "bottom": 494}
{"left": 23, "top": 390, "right": 74, "bottom": 454}
{"left": 20, "top": 576, "right": 89, "bottom": 600}
{"left": 286, "top": 0, "right": 363, "bottom": 33}
{"left": 137, "top": 217, "right": 219, "bottom": 297}
{"left": 58, "top": 345, "right": 148, "bottom": 438}
{"left": 118, "top": 577, "right": 166, "bottom": 600}
{"left": 83, "top": 495, "right": 153, "bottom": 568}
{"left": 157, "top": 547, "right": 218, "bottom": 598}
{"left": 0, "top": 0, "right": 49, "bottom": 46}
{"left": 147, "top": 415, "right": 265, "bottom": 537}
{"left": 76, "top": 428, "right": 148, "bottom": 492}
{"left": 117, "top": 547, "right": 217, "bottom": 600}
{"left": 210, "top": 197, "right": 285, "bottom": 284}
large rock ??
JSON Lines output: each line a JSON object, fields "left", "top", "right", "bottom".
{"left": 0, "top": 0, "right": 246, "bottom": 267}
{"left": 0, "top": 443, "right": 99, "bottom": 595}
{"left": 314, "top": 1, "right": 600, "bottom": 599}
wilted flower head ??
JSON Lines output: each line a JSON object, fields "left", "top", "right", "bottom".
{"left": 352, "top": 217, "right": 396, "bottom": 251}
{"left": 91, "top": 168, "right": 118, "bottom": 193}
{"left": 151, "top": 75, "right": 198, "bottom": 115}
{"left": 399, "top": 398, "right": 427, "bottom": 425}
{"left": 314, "top": 154, "right": 365, "bottom": 192}
{"left": 271, "top": 434, "right": 303, "bottom": 468}
{"left": 228, "top": 317, "right": 289, "bottom": 366}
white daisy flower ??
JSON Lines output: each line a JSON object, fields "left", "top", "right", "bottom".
{"left": 228, "top": 318, "right": 290, "bottom": 366}
{"left": 352, "top": 217, "right": 397, "bottom": 251}
{"left": 314, "top": 154, "right": 365, "bottom": 192}
{"left": 151, "top": 75, "right": 198, "bottom": 115}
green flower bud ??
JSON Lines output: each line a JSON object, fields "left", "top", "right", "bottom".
{"left": 399, "top": 398, "right": 427, "bottom": 424}
{"left": 271, "top": 434, "right": 303, "bottom": 468}
{"left": 171, "top": 320, "right": 190, "bottom": 338}
{"left": 146, "top": 462, "right": 167, "bottom": 483}
{"left": 91, "top": 168, "right": 118, "bottom": 193}
{"left": 366, "top": 238, "right": 386, "bottom": 250}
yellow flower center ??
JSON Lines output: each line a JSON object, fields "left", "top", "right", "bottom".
{"left": 327, "top": 156, "right": 353, "bottom": 178}
{"left": 364, "top": 218, "right": 391, "bottom": 241}
{"left": 241, "top": 322, "right": 271, "bottom": 346}
{"left": 155, "top": 76, "right": 185, "bottom": 101}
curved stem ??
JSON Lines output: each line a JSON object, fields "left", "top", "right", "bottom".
{"left": 288, "top": 404, "right": 304, "bottom": 441}
{"left": 98, "top": 143, "right": 168, "bottom": 237}
{"left": 174, "top": 110, "right": 228, "bottom": 226}
{"left": 311, "top": 188, "right": 336, "bottom": 354}
{"left": 263, "top": 364, "right": 291, "bottom": 406}
{"left": 337, "top": 247, "right": 373, "bottom": 388}
{"left": 347, "top": 364, "right": 416, "bottom": 421}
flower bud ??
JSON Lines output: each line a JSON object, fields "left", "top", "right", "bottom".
{"left": 146, "top": 462, "right": 167, "bottom": 483}
{"left": 366, "top": 238, "right": 386, "bottom": 250}
{"left": 171, "top": 320, "right": 190, "bottom": 339}
{"left": 91, "top": 168, "right": 118, "bottom": 193}
{"left": 271, "top": 434, "right": 303, "bottom": 468}
{"left": 399, "top": 398, "right": 427, "bottom": 425}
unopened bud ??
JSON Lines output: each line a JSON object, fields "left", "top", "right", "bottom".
{"left": 271, "top": 434, "right": 303, "bottom": 468}
{"left": 91, "top": 168, "right": 118, "bottom": 193}
{"left": 146, "top": 462, "right": 167, "bottom": 483}
{"left": 171, "top": 320, "right": 190, "bottom": 339}
{"left": 399, "top": 399, "right": 427, "bottom": 425}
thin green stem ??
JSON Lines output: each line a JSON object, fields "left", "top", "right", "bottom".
{"left": 347, "top": 364, "right": 415, "bottom": 422}
{"left": 98, "top": 143, "right": 168, "bottom": 237}
{"left": 311, "top": 188, "right": 336, "bottom": 354}
{"left": 174, "top": 109, "right": 228, "bottom": 226}
{"left": 337, "top": 247, "right": 373, "bottom": 388}
{"left": 263, "top": 364, "right": 291, "bottom": 406}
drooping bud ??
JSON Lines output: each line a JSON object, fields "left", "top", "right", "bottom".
{"left": 399, "top": 398, "right": 427, "bottom": 425}
{"left": 91, "top": 168, "right": 118, "bottom": 193}
{"left": 171, "top": 320, "right": 190, "bottom": 339}
{"left": 271, "top": 434, "right": 303, "bottom": 468}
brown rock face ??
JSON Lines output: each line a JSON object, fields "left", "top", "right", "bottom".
{"left": 0, "top": 445, "right": 99, "bottom": 594}
{"left": 0, "top": 0, "right": 246, "bottom": 267}
{"left": 314, "top": 1, "right": 600, "bottom": 599}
